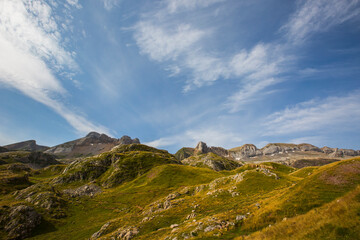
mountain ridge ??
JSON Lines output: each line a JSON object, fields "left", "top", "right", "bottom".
{"left": 176, "top": 141, "right": 360, "bottom": 161}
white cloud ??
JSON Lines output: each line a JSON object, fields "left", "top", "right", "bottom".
{"left": 134, "top": 22, "right": 205, "bottom": 62}
{"left": 0, "top": 0, "right": 77, "bottom": 70}
{"left": 283, "top": 0, "right": 360, "bottom": 44}
{"left": 133, "top": 1, "right": 287, "bottom": 108}
{"left": 0, "top": 0, "right": 109, "bottom": 135}
{"left": 102, "top": 0, "right": 121, "bottom": 11}
{"left": 66, "top": 0, "right": 81, "bottom": 9}
{"left": 165, "top": 0, "right": 226, "bottom": 13}
{"left": 264, "top": 91, "right": 360, "bottom": 135}
{"left": 145, "top": 128, "right": 242, "bottom": 150}
{"left": 133, "top": 0, "right": 360, "bottom": 113}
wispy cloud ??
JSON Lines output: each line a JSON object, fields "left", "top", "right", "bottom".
{"left": 102, "top": 0, "right": 122, "bottom": 11}
{"left": 133, "top": 0, "right": 360, "bottom": 113}
{"left": 0, "top": 0, "right": 109, "bottom": 135}
{"left": 132, "top": 0, "right": 289, "bottom": 110}
{"left": 145, "top": 128, "right": 242, "bottom": 150}
{"left": 263, "top": 90, "right": 360, "bottom": 135}
{"left": 66, "top": 0, "right": 81, "bottom": 9}
{"left": 283, "top": 0, "right": 360, "bottom": 44}
{"left": 134, "top": 22, "right": 206, "bottom": 62}
{"left": 165, "top": 0, "right": 226, "bottom": 13}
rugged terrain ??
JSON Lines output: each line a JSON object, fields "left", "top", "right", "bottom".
{"left": 44, "top": 132, "right": 140, "bottom": 158}
{"left": 3, "top": 140, "right": 49, "bottom": 152}
{"left": 0, "top": 134, "right": 359, "bottom": 239}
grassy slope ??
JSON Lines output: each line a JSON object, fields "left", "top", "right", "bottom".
{"left": 26, "top": 164, "right": 223, "bottom": 240}
{"left": 0, "top": 149, "right": 359, "bottom": 240}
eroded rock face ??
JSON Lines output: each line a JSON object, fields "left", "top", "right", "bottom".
{"left": 1, "top": 205, "right": 41, "bottom": 240}
{"left": 208, "top": 146, "right": 229, "bottom": 158}
{"left": 261, "top": 144, "right": 299, "bottom": 155}
{"left": 229, "top": 144, "right": 262, "bottom": 160}
{"left": 298, "top": 144, "right": 322, "bottom": 152}
{"left": 194, "top": 142, "right": 209, "bottom": 155}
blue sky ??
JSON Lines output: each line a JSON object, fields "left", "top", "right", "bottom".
{"left": 0, "top": 0, "right": 360, "bottom": 153}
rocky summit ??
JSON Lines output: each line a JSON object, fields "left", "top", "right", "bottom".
{"left": 44, "top": 132, "right": 140, "bottom": 158}
{"left": 0, "top": 135, "right": 359, "bottom": 240}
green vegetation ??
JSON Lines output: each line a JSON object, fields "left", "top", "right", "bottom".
{"left": 182, "top": 152, "right": 241, "bottom": 171}
{"left": 174, "top": 147, "right": 195, "bottom": 160}
{"left": 0, "top": 145, "right": 359, "bottom": 240}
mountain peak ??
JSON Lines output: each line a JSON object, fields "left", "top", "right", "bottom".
{"left": 85, "top": 132, "right": 102, "bottom": 138}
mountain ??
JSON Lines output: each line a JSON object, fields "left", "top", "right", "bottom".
{"left": 181, "top": 141, "right": 360, "bottom": 162}
{"left": 0, "top": 140, "right": 359, "bottom": 240}
{"left": 44, "top": 132, "right": 140, "bottom": 158}
{"left": 2, "top": 140, "right": 49, "bottom": 152}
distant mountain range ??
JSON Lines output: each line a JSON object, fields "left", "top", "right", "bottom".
{"left": 175, "top": 141, "right": 360, "bottom": 161}
{"left": 2, "top": 132, "right": 359, "bottom": 162}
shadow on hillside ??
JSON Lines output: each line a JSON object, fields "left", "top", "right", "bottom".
{"left": 31, "top": 219, "right": 57, "bottom": 237}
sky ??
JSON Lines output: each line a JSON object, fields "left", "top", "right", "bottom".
{"left": 0, "top": 0, "right": 359, "bottom": 153}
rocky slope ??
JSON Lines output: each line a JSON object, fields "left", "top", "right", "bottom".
{"left": 182, "top": 141, "right": 360, "bottom": 162}
{"left": 2, "top": 140, "right": 49, "bottom": 152}
{"left": 44, "top": 132, "right": 140, "bottom": 158}
{"left": 181, "top": 152, "right": 242, "bottom": 171}
{"left": 0, "top": 151, "right": 60, "bottom": 169}
{"left": 0, "top": 140, "right": 359, "bottom": 240}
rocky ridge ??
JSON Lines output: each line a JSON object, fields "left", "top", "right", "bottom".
{"left": 44, "top": 132, "right": 140, "bottom": 158}
{"left": 183, "top": 141, "right": 360, "bottom": 161}
{"left": 3, "top": 140, "right": 49, "bottom": 152}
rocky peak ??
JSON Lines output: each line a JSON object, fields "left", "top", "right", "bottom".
{"left": 45, "top": 133, "right": 141, "bottom": 158}
{"left": 194, "top": 141, "right": 209, "bottom": 155}
{"left": 119, "top": 135, "right": 140, "bottom": 145}
{"left": 86, "top": 132, "right": 101, "bottom": 138}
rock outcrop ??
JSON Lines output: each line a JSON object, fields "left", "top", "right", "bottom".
{"left": 45, "top": 132, "right": 140, "bottom": 158}
{"left": 194, "top": 141, "right": 209, "bottom": 155}
{"left": 3, "top": 140, "right": 49, "bottom": 152}
{"left": 182, "top": 152, "right": 241, "bottom": 171}
{"left": 0, "top": 205, "right": 42, "bottom": 240}
{"left": 193, "top": 142, "right": 229, "bottom": 158}
{"left": 229, "top": 144, "right": 262, "bottom": 160}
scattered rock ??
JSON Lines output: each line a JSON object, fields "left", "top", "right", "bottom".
{"left": 1, "top": 205, "right": 41, "bottom": 240}
{"left": 63, "top": 184, "right": 102, "bottom": 197}
{"left": 170, "top": 224, "right": 179, "bottom": 228}
{"left": 112, "top": 226, "right": 139, "bottom": 240}
{"left": 236, "top": 215, "right": 246, "bottom": 222}
{"left": 91, "top": 222, "right": 111, "bottom": 240}
{"left": 186, "top": 212, "right": 197, "bottom": 220}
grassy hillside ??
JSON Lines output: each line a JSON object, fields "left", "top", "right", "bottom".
{"left": 0, "top": 145, "right": 359, "bottom": 240}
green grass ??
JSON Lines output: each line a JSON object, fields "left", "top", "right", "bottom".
{"left": 1, "top": 148, "right": 359, "bottom": 240}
